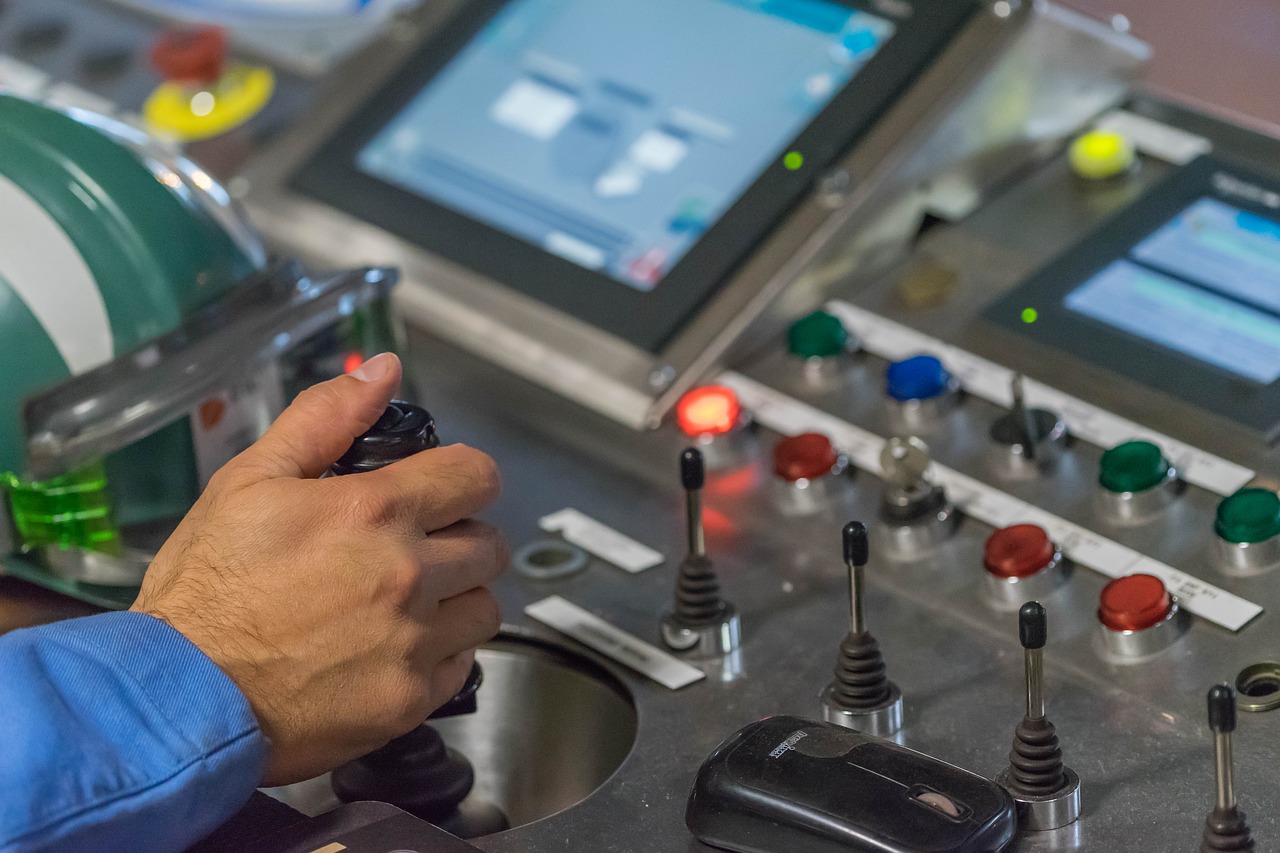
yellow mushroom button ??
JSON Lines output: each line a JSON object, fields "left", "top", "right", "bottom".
{"left": 1068, "top": 129, "right": 1136, "bottom": 180}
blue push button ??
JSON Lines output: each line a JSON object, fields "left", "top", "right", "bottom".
{"left": 886, "top": 355, "right": 952, "bottom": 401}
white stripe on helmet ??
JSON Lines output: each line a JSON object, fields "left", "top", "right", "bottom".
{"left": 0, "top": 173, "right": 113, "bottom": 375}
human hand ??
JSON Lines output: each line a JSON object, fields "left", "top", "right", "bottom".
{"left": 131, "top": 353, "right": 507, "bottom": 785}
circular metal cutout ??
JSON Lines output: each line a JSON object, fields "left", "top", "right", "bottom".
{"left": 512, "top": 539, "right": 588, "bottom": 580}
{"left": 1236, "top": 663, "right": 1280, "bottom": 712}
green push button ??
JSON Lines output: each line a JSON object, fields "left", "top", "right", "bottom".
{"left": 787, "top": 311, "right": 848, "bottom": 359}
{"left": 1098, "top": 440, "right": 1170, "bottom": 494}
{"left": 1216, "top": 488, "right": 1280, "bottom": 544}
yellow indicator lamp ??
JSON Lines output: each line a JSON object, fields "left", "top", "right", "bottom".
{"left": 1069, "top": 129, "right": 1136, "bottom": 181}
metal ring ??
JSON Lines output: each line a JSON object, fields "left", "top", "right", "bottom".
{"left": 512, "top": 539, "right": 589, "bottom": 580}
{"left": 1235, "top": 662, "right": 1280, "bottom": 712}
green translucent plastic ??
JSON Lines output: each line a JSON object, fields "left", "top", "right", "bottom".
{"left": 787, "top": 310, "right": 848, "bottom": 359}
{"left": 1215, "top": 488, "right": 1280, "bottom": 545}
{"left": 3, "top": 461, "right": 122, "bottom": 554}
{"left": 1098, "top": 440, "right": 1170, "bottom": 494}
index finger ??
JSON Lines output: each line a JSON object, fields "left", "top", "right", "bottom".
{"left": 351, "top": 443, "right": 502, "bottom": 533}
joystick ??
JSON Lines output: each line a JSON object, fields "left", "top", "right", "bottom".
{"left": 328, "top": 402, "right": 506, "bottom": 837}
{"left": 989, "top": 375, "right": 1066, "bottom": 479}
{"left": 995, "top": 602, "right": 1080, "bottom": 831}
{"left": 1201, "top": 684, "right": 1255, "bottom": 852}
{"left": 878, "top": 436, "right": 956, "bottom": 558}
{"left": 661, "top": 448, "right": 742, "bottom": 655}
{"left": 821, "top": 521, "right": 904, "bottom": 736}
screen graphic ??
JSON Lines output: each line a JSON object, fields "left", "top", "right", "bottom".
{"left": 1065, "top": 197, "right": 1280, "bottom": 384}
{"left": 358, "top": 0, "right": 895, "bottom": 291}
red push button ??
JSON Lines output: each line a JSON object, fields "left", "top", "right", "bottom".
{"left": 773, "top": 433, "right": 839, "bottom": 482}
{"left": 1098, "top": 574, "right": 1172, "bottom": 632}
{"left": 983, "top": 524, "right": 1056, "bottom": 579}
{"left": 151, "top": 27, "right": 227, "bottom": 85}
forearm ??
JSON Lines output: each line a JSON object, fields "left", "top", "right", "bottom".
{"left": 0, "top": 611, "right": 267, "bottom": 853}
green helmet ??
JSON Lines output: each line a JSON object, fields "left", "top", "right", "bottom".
{"left": 1, "top": 94, "right": 378, "bottom": 606}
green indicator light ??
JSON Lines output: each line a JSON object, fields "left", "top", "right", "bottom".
{"left": 1098, "top": 440, "right": 1170, "bottom": 494}
{"left": 1021, "top": 307, "right": 1038, "bottom": 324}
{"left": 788, "top": 310, "right": 848, "bottom": 359}
{"left": 1216, "top": 488, "right": 1280, "bottom": 544}
{"left": 783, "top": 151, "right": 804, "bottom": 170}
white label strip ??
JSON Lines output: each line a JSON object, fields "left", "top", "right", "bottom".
{"left": 525, "top": 596, "right": 705, "bottom": 690}
{"left": 539, "top": 508, "right": 665, "bottom": 573}
{"left": 825, "top": 301, "right": 1255, "bottom": 497}
{"left": 720, "top": 372, "right": 1263, "bottom": 632}
{"left": 1095, "top": 109, "right": 1213, "bottom": 165}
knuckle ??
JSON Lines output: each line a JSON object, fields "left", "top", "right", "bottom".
{"left": 389, "top": 673, "right": 432, "bottom": 731}
{"left": 294, "top": 380, "right": 345, "bottom": 414}
{"left": 343, "top": 484, "right": 401, "bottom": 530}
{"left": 378, "top": 553, "right": 424, "bottom": 607}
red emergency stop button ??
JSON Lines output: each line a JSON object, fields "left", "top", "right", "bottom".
{"left": 1098, "top": 574, "right": 1172, "bottom": 632}
{"left": 983, "top": 524, "right": 1056, "bottom": 579}
{"left": 774, "top": 433, "right": 839, "bottom": 482}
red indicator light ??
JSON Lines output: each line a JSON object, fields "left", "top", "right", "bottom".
{"left": 983, "top": 524, "right": 1055, "bottom": 579}
{"left": 773, "top": 433, "right": 839, "bottom": 482}
{"left": 343, "top": 352, "right": 366, "bottom": 375}
{"left": 1098, "top": 573, "right": 1173, "bottom": 632}
{"left": 677, "top": 386, "right": 741, "bottom": 437}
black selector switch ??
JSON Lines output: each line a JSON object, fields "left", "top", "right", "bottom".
{"left": 328, "top": 402, "right": 505, "bottom": 838}
{"left": 660, "top": 448, "right": 741, "bottom": 655}
{"left": 988, "top": 375, "right": 1066, "bottom": 479}
{"left": 1201, "top": 684, "right": 1255, "bottom": 852}
{"left": 685, "top": 715, "right": 1016, "bottom": 853}
{"left": 994, "top": 601, "right": 1081, "bottom": 831}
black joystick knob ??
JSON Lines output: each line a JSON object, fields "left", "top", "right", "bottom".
{"left": 1019, "top": 601, "right": 1047, "bottom": 650}
{"left": 1202, "top": 684, "right": 1254, "bottom": 852}
{"left": 328, "top": 402, "right": 505, "bottom": 837}
{"left": 843, "top": 521, "right": 869, "bottom": 567}
{"left": 681, "top": 447, "right": 706, "bottom": 491}
{"left": 329, "top": 401, "right": 437, "bottom": 475}
{"left": 1208, "top": 684, "right": 1236, "bottom": 734}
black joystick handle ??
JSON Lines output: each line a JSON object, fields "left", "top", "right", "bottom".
{"left": 1201, "top": 683, "right": 1253, "bottom": 852}
{"left": 681, "top": 447, "right": 705, "bottom": 491}
{"left": 1019, "top": 601, "right": 1047, "bottom": 650}
{"left": 843, "top": 521, "right": 869, "bottom": 568}
{"left": 1208, "top": 683, "right": 1236, "bottom": 734}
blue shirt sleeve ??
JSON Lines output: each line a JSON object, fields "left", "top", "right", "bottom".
{"left": 0, "top": 611, "right": 269, "bottom": 853}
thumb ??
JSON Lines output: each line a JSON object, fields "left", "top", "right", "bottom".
{"left": 229, "top": 352, "right": 403, "bottom": 481}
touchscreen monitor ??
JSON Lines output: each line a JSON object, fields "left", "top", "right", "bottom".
{"left": 357, "top": 0, "right": 895, "bottom": 292}
{"left": 1064, "top": 197, "right": 1280, "bottom": 384}
{"left": 292, "top": 0, "right": 973, "bottom": 352}
{"left": 985, "top": 156, "right": 1280, "bottom": 437}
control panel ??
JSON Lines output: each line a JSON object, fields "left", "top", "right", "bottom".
{"left": 4, "top": 2, "right": 1280, "bottom": 852}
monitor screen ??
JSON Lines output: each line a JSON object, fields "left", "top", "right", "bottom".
{"left": 357, "top": 0, "right": 895, "bottom": 292}
{"left": 1065, "top": 197, "right": 1280, "bottom": 384}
